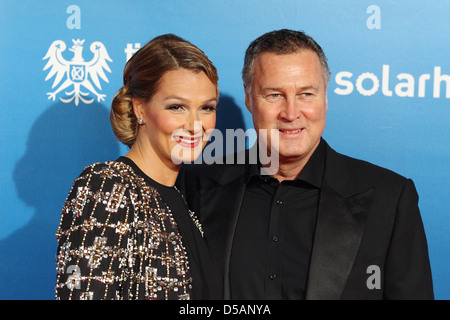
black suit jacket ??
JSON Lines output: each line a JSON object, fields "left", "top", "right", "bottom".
{"left": 178, "top": 140, "right": 434, "bottom": 300}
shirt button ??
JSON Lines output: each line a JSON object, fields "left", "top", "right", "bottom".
{"left": 276, "top": 200, "right": 283, "bottom": 205}
{"left": 272, "top": 236, "right": 279, "bottom": 242}
{"left": 269, "top": 274, "right": 278, "bottom": 280}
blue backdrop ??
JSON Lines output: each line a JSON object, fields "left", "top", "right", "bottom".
{"left": 0, "top": 0, "right": 448, "bottom": 299}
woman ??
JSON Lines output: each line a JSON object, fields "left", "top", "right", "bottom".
{"left": 55, "top": 34, "right": 220, "bottom": 300}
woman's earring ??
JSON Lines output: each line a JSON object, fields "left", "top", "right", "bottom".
{"left": 137, "top": 118, "right": 143, "bottom": 125}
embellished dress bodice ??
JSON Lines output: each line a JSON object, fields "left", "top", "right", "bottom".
{"left": 55, "top": 157, "right": 208, "bottom": 300}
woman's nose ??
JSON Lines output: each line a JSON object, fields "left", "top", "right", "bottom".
{"left": 185, "top": 114, "right": 203, "bottom": 135}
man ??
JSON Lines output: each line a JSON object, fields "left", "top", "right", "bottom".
{"left": 178, "top": 29, "right": 434, "bottom": 299}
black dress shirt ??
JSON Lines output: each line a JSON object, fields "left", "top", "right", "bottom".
{"left": 229, "top": 139, "right": 326, "bottom": 300}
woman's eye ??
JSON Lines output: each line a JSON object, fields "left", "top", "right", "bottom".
{"left": 168, "top": 104, "right": 184, "bottom": 111}
{"left": 201, "top": 105, "right": 217, "bottom": 112}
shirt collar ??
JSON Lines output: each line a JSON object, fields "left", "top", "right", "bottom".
{"left": 246, "top": 138, "right": 326, "bottom": 188}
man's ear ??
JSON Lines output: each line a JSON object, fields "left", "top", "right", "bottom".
{"left": 244, "top": 85, "right": 252, "bottom": 113}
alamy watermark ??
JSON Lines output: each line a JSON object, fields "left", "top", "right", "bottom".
{"left": 65, "top": 265, "right": 81, "bottom": 290}
{"left": 366, "top": 265, "right": 381, "bottom": 290}
{"left": 171, "top": 123, "right": 280, "bottom": 175}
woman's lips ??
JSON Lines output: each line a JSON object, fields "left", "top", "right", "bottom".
{"left": 174, "top": 135, "right": 202, "bottom": 148}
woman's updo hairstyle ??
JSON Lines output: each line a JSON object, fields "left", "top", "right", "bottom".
{"left": 110, "top": 34, "right": 219, "bottom": 148}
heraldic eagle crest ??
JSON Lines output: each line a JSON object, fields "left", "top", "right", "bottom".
{"left": 43, "top": 39, "right": 112, "bottom": 106}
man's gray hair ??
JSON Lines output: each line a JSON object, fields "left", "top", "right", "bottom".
{"left": 242, "top": 29, "right": 331, "bottom": 88}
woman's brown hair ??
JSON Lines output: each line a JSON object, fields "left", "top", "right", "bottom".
{"left": 110, "top": 34, "right": 219, "bottom": 147}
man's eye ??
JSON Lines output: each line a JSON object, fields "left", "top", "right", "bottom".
{"left": 266, "top": 94, "right": 282, "bottom": 101}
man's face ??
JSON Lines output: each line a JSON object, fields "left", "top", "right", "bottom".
{"left": 245, "top": 50, "right": 328, "bottom": 167}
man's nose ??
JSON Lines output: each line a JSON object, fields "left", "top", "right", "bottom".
{"left": 280, "top": 97, "right": 301, "bottom": 121}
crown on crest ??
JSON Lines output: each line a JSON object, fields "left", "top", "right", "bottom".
{"left": 72, "top": 39, "right": 85, "bottom": 46}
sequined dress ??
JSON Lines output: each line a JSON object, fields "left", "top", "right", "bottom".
{"left": 55, "top": 157, "right": 218, "bottom": 300}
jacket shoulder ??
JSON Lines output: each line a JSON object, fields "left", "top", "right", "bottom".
{"left": 337, "top": 152, "right": 407, "bottom": 181}
{"left": 327, "top": 146, "right": 410, "bottom": 194}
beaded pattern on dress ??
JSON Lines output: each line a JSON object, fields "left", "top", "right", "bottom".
{"left": 55, "top": 160, "right": 192, "bottom": 300}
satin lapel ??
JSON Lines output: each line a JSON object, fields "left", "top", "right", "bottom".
{"left": 199, "top": 168, "right": 246, "bottom": 300}
{"left": 306, "top": 182, "right": 374, "bottom": 299}
{"left": 305, "top": 142, "right": 376, "bottom": 300}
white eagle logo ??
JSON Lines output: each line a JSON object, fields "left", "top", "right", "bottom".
{"left": 43, "top": 39, "right": 112, "bottom": 105}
